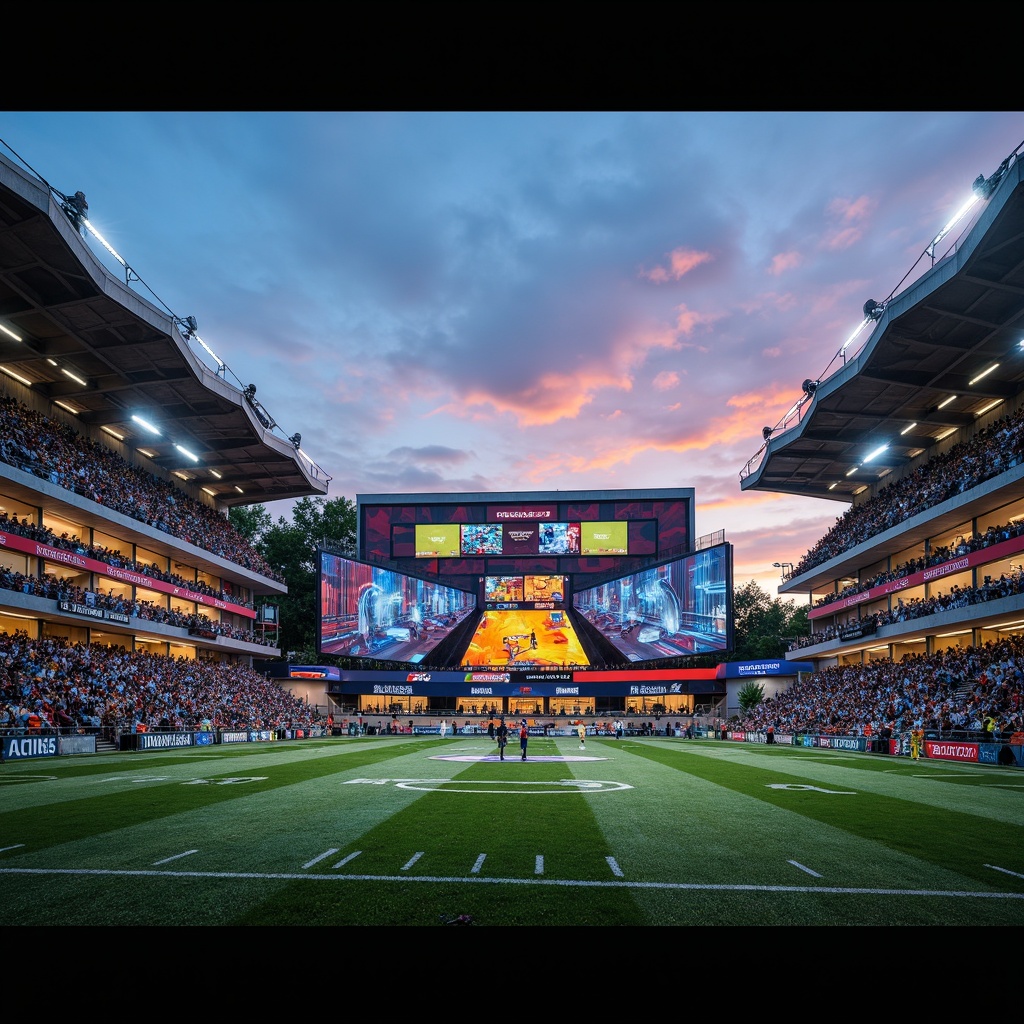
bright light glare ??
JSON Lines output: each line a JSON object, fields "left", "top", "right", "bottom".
{"left": 968, "top": 363, "right": 999, "bottom": 385}
{"left": 131, "top": 414, "right": 161, "bottom": 435}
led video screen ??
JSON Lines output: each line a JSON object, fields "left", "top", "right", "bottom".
{"left": 484, "top": 574, "right": 566, "bottom": 608}
{"left": 319, "top": 551, "right": 476, "bottom": 664}
{"left": 579, "top": 521, "right": 627, "bottom": 555}
{"left": 405, "top": 514, "right": 646, "bottom": 560}
{"left": 414, "top": 524, "right": 461, "bottom": 558}
{"left": 573, "top": 543, "right": 733, "bottom": 660}
{"left": 460, "top": 608, "right": 590, "bottom": 669}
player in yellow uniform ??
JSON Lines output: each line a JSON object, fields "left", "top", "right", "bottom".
{"left": 910, "top": 727, "right": 924, "bottom": 761}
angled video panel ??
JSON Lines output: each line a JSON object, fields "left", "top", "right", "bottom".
{"left": 318, "top": 550, "right": 476, "bottom": 664}
{"left": 572, "top": 543, "right": 733, "bottom": 661}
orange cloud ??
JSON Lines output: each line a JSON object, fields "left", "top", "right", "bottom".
{"left": 640, "top": 247, "right": 713, "bottom": 283}
{"left": 824, "top": 226, "right": 863, "bottom": 251}
{"left": 652, "top": 370, "right": 680, "bottom": 390}
{"left": 828, "top": 195, "right": 874, "bottom": 222}
{"left": 435, "top": 364, "right": 631, "bottom": 427}
{"left": 822, "top": 194, "right": 875, "bottom": 251}
{"left": 727, "top": 381, "right": 799, "bottom": 413}
{"left": 674, "top": 303, "right": 722, "bottom": 344}
{"left": 432, "top": 313, "right": 715, "bottom": 430}
{"left": 768, "top": 251, "right": 801, "bottom": 276}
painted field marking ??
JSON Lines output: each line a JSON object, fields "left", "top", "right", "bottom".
{"left": 0, "top": 865, "right": 1021, "bottom": 901}
{"left": 343, "top": 778, "right": 631, "bottom": 794}
{"left": 153, "top": 850, "right": 198, "bottom": 865}
{"left": 788, "top": 860, "right": 822, "bottom": 877}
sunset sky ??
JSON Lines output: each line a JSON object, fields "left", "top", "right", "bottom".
{"left": 2, "top": 111, "right": 1021, "bottom": 599}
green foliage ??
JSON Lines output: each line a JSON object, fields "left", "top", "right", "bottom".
{"left": 737, "top": 680, "right": 766, "bottom": 715}
{"left": 228, "top": 504, "right": 274, "bottom": 546}
{"left": 238, "top": 496, "right": 357, "bottom": 657}
{"left": 731, "top": 580, "right": 807, "bottom": 661}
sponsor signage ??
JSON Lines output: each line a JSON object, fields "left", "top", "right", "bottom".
{"left": 718, "top": 661, "right": 807, "bottom": 678}
{"left": 488, "top": 505, "right": 558, "bottom": 521}
{"left": 0, "top": 530, "right": 255, "bottom": 618}
{"left": 808, "top": 534, "right": 1024, "bottom": 619}
{"left": 2, "top": 734, "right": 58, "bottom": 760}
{"left": 58, "top": 600, "right": 130, "bottom": 625}
{"left": 926, "top": 740, "right": 978, "bottom": 764}
{"left": 812, "top": 735, "right": 865, "bottom": 751}
{"left": 137, "top": 732, "right": 196, "bottom": 750}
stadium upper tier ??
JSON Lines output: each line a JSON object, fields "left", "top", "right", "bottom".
{"left": 0, "top": 147, "right": 333, "bottom": 663}
{"left": 0, "top": 149, "right": 328, "bottom": 507}
{"left": 742, "top": 141, "right": 1024, "bottom": 506}
{"left": 748, "top": 139, "right": 1024, "bottom": 664}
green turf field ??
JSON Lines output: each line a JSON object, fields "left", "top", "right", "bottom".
{"left": 2, "top": 735, "right": 1022, "bottom": 927}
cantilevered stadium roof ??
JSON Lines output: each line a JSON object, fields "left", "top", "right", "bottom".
{"left": 741, "top": 141, "right": 1024, "bottom": 506}
{"left": 0, "top": 150, "right": 330, "bottom": 508}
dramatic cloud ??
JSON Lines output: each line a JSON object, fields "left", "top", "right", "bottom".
{"left": 4, "top": 110, "right": 1019, "bottom": 593}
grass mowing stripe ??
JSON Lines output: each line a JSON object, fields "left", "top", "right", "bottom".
{"left": 615, "top": 740, "right": 1024, "bottom": 891}
{"left": 1, "top": 737, "right": 1021, "bottom": 925}
{"left": 256, "top": 739, "right": 654, "bottom": 926}
{"left": 0, "top": 740, "right": 438, "bottom": 850}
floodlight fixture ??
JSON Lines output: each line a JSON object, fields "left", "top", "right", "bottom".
{"left": 65, "top": 190, "right": 89, "bottom": 234}
{"left": 862, "top": 299, "right": 884, "bottom": 320}
{"left": 968, "top": 363, "right": 998, "bottom": 386}
{"left": 971, "top": 158, "right": 1009, "bottom": 200}
{"left": 131, "top": 414, "right": 161, "bottom": 435}
{"left": 762, "top": 426, "right": 773, "bottom": 441}
{"left": 974, "top": 399, "right": 1003, "bottom": 417}
{"left": 174, "top": 315, "right": 199, "bottom": 340}
{"left": 289, "top": 433, "right": 302, "bottom": 448}
{"left": 802, "top": 378, "right": 819, "bottom": 397}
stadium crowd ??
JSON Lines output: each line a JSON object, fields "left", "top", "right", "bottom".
{"left": 788, "top": 564, "right": 1024, "bottom": 650}
{"left": 0, "top": 631, "right": 323, "bottom": 737}
{"left": 737, "top": 632, "right": 1024, "bottom": 741}
{"left": 811, "top": 516, "right": 1024, "bottom": 611}
{"left": 0, "top": 390, "right": 284, "bottom": 582}
{"left": 789, "top": 403, "right": 1024, "bottom": 579}
{"left": 0, "top": 562, "right": 274, "bottom": 647}
{"left": 0, "top": 510, "right": 252, "bottom": 606}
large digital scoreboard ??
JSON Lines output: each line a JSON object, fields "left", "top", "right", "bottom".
{"left": 358, "top": 488, "right": 694, "bottom": 586}
{"left": 318, "top": 488, "right": 732, "bottom": 670}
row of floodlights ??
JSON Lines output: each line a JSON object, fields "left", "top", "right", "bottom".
{"left": 759, "top": 154, "right": 1019, "bottom": 480}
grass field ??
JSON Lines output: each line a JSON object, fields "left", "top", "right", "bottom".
{"left": 2, "top": 734, "right": 1022, "bottom": 930}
